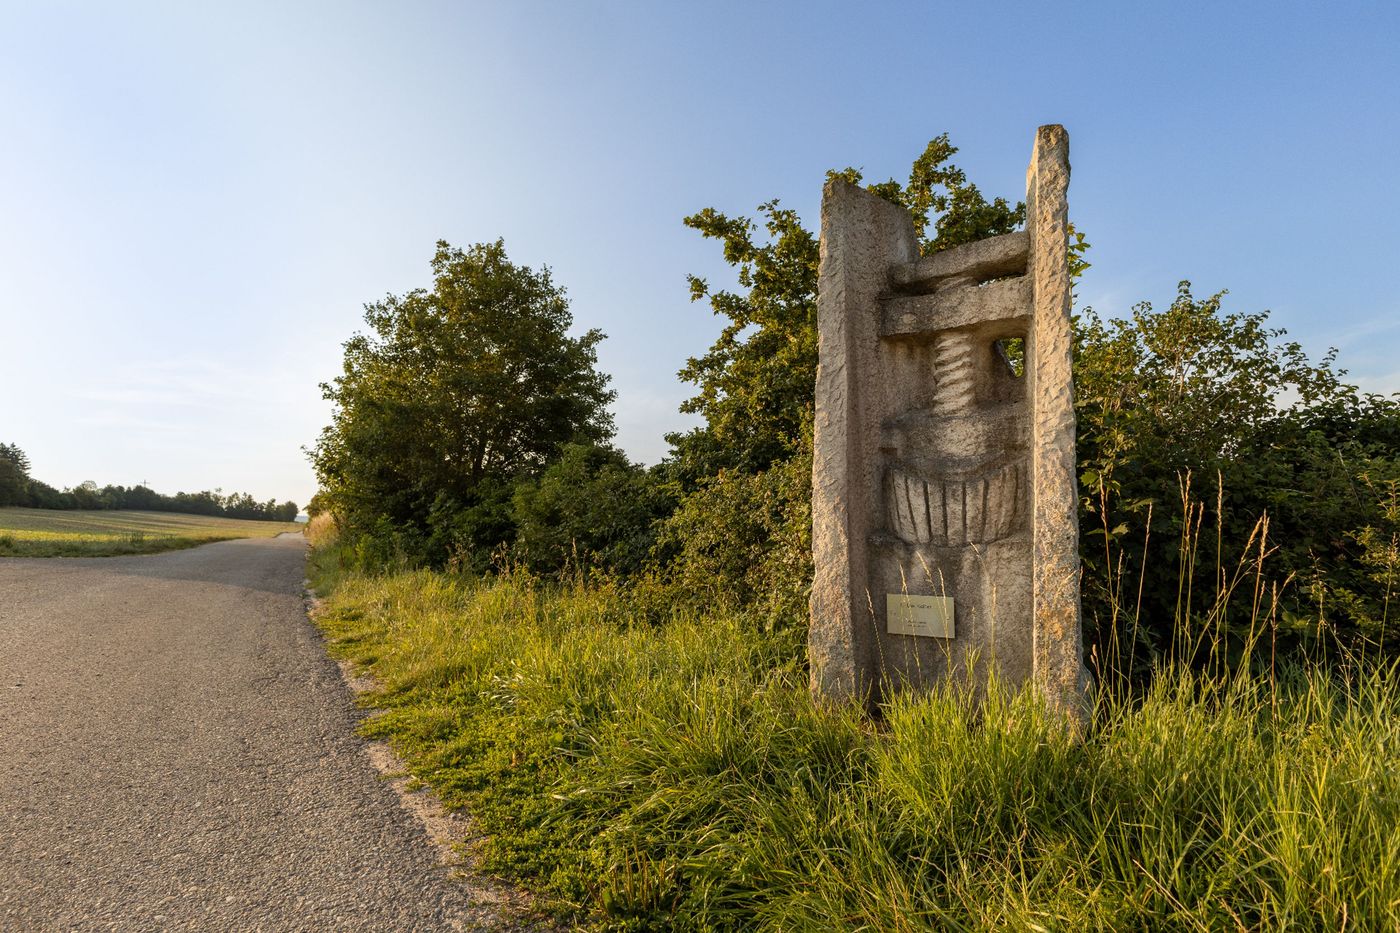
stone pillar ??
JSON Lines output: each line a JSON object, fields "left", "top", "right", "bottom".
{"left": 809, "top": 180, "right": 920, "bottom": 703}
{"left": 809, "top": 125, "right": 1090, "bottom": 722}
{"left": 1026, "top": 125, "right": 1092, "bottom": 723}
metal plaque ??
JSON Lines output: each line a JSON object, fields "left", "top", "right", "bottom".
{"left": 886, "top": 594, "right": 955, "bottom": 638}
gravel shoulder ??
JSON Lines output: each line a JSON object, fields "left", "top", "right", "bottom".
{"left": 0, "top": 536, "right": 540, "bottom": 931}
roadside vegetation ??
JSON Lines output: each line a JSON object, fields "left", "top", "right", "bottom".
{"left": 306, "top": 132, "right": 1400, "bottom": 929}
{"left": 0, "top": 508, "right": 301, "bottom": 557}
{"left": 309, "top": 550, "right": 1400, "bottom": 930}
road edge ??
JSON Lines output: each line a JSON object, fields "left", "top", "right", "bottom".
{"left": 300, "top": 580, "right": 555, "bottom": 929}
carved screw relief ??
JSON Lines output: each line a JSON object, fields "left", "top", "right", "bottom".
{"left": 882, "top": 327, "right": 1027, "bottom": 546}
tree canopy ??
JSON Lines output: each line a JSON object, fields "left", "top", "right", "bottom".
{"left": 663, "top": 134, "right": 1400, "bottom": 664}
{"left": 310, "top": 239, "right": 616, "bottom": 565}
{"left": 0, "top": 443, "right": 30, "bottom": 506}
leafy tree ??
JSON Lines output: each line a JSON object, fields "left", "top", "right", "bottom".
{"left": 24, "top": 479, "right": 70, "bottom": 509}
{"left": 1076, "top": 284, "right": 1344, "bottom": 487}
{"left": 511, "top": 443, "right": 673, "bottom": 577}
{"left": 306, "top": 491, "right": 330, "bottom": 517}
{"left": 311, "top": 239, "right": 616, "bottom": 565}
{"left": 846, "top": 133, "right": 1025, "bottom": 254}
{"left": 69, "top": 480, "right": 103, "bottom": 510}
{"left": 121, "top": 484, "right": 161, "bottom": 511}
{"left": 669, "top": 202, "right": 819, "bottom": 481}
{"left": 169, "top": 490, "right": 223, "bottom": 516}
{"left": 0, "top": 443, "right": 31, "bottom": 506}
{"left": 664, "top": 132, "right": 1400, "bottom": 671}
{"left": 0, "top": 447, "right": 307, "bottom": 523}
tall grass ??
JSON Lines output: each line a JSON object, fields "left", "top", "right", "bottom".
{"left": 1083, "top": 469, "right": 1370, "bottom": 696}
{"left": 304, "top": 511, "right": 338, "bottom": 549}
{"left": 310, "top": 544, "right": 1400, "bottom": 931}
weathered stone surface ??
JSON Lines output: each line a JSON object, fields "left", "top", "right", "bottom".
{"left": 889, "top": 230, "right": 1029, "bottom": 292}
{"left": 882, "top": 277, "right": 1030, "bottom": 337}
{"left": 809, "top": 178, "right": 919, "bottom": 703}
{"left": 810, "top": 125, "right": 1090, "bottom": 722}
{"left": 1026, "top": 125, "right": 1091, "bottom": 725}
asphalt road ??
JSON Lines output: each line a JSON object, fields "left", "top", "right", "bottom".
{"left": 0, "top": 536, "right": 524, "bottom": 932}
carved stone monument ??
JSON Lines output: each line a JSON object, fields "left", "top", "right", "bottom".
{"left": 810, "top": 125, "right": 1090, "bottom": 721}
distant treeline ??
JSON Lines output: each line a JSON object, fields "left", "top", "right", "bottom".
{"left": 0, "top": 442, "right": 298, "bottom": 522}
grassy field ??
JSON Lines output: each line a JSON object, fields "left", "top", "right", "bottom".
{"left": 308, "top": 543, "right": 1400, "bottom": 932}
{"left": 0, "top": 508, "right": 303, "bottom": 557}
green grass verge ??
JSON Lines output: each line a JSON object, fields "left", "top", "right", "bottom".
{"left": 309, "top": 545, "right": 1400, "bottom": 931}
{"left": 0, "top": 507, "right": 302, "bottom": 557}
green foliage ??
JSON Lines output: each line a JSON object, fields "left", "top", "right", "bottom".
{"left": 0, "top": 442, "right": 31, "bottom": 507}
{"left": 1332, "top": 466, "right": 1400, "bottom": 630}
{"left": 311, "top": 239, "right": 615, "bottom": 566}
{"left": 310, "top": 558, "right": 1400, "bottom": 931}
{"left": 838, "top": 132, "right": 1025, "bottom": 254}
{"left": 669, "top": 136, "right": 1400, "bottom": 670}
{"left": 1075, "top": 282, "right": 1400, "bottom": 671}
{"left": 511, "top": 443, "right": 674, "bottom": 577}
{"left": 306, "top": 491, "right": 331, "bottom": 517}
{"left": 671, "top": 202, "right": 819, "bottom": 480}
{"left": 295, "top": 129, "right": 1400, "bottom": 931}
{"left": 1077, "top": 283, "right": 1343, "bottom": 481}
{"left": 673, "top": 135, "right": 1023, "bottom": 485}
{"left": 653, "top": 443, "right": 811, "bottom": 628}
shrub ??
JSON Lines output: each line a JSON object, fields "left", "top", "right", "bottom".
{"left": 1076, "top": 283, "right": 1400, "bottom": 671}
{"left": 511, "top": 443, "right": 673, "bottom": 578}
{"left": 652, "top": 445, "right": 810, "bottom": 629}
{"left": 310, "top": 239, "right": 615, "bottom": 568}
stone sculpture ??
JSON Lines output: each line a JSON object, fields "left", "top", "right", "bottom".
{"left": 809, "top": 125, "right": 1090, "bottom": 722}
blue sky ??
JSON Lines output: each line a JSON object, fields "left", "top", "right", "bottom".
{"left": 2, "top": 1, "right": 1397, "bottom": 509}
